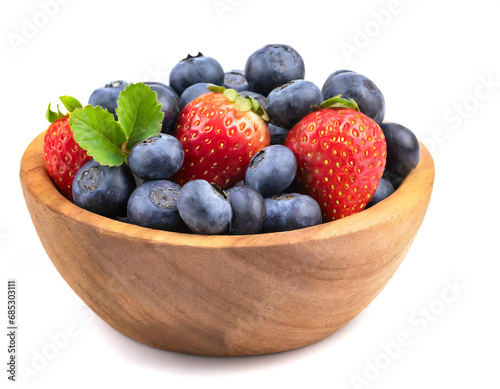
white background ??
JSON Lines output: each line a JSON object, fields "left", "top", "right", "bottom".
{"left": 1, "top": 0, "right": 499, "bottom": 388}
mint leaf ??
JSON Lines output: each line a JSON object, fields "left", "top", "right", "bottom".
{"left": 69, "top": 105, "right": 128, "bottom": 166}
{"left": 60, "top": 96, "right": 83, "bottom": 112}
{"left": 66, "top": 83, "right": 164, "bottom": 166}
{"left": 116, "top": 83, "right": 164, "bottom": 150}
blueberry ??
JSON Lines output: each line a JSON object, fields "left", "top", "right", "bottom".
{"left": 366, "top": 177, "right": 395, "bottom": 209}
{"left": 383, "top": 172, "right": 405, "bottom": 190}
{"left": 239, "top": 91, "right": 268, "bottom": 109}
{"left": 116, "top": 216, "right": 129, "bottom": 223}
{"left": 223, "top": 70, "right": 249, "bottom": 92}
{"left": 169, "top": 53, "right": 224, "bottom": 96}
{"left": 127, "top": 180, "right": 186, "bottom": 232}
{"left": 245, "top": 145, "right": 297, "bottom": 198}
{"left": 128, "top": 134, "right": 184, "bottom": 181}
{"left": 72, "top": 159, "right": 135, "bottom": 218}
{"left": 179, "top": 83, "right": 210, "bottom": 110}
{"left": 88, "top": 80, "right": 129, "bottom": 117}
{"left": 267, "top": 80, "right": 323, "bottom": 129}
{"left": 226, "top": 185, "right": 266, "bottom": 235}
{"left": 245, "top": 44, "right": 305, "bottom": 96}
{"left": 322, "top": 69, "right": 354, "bottom": 89}
{"left": 381, "top": 122, "right": 420, "bottom": 184}
{"left": 269, "top": 123, "right": 289, "bottom": 145}
{"left": 230, "top": 180, "right": 245, "bottom": 189}
{"left": 263, "top": 193, "right": 322, "bottom": 232}
{"left": 143, "top": 82, "right": 180, "bottom": 134}
{"left": 132, "top": 174, "right": 145, "bottom": 187}
{"left": 177, "top": 180, "right": 232, "bottom": 234}
{"left": 322, "top": 71, "right": 385, "bottom": 125}
{"left": 144, "top": 81, "right": 180, "bottom": 102}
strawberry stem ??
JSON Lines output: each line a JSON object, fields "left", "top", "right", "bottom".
{"left": 121, "top": 142, "right": 130, "bottom": 156}
{"left": 207, "top": 84, "right": 269, "bottom": 121}
{"left": 59, "top": 96, "right": 83, "bottom": 113}
{"left": 46, "top": 103, "right": 66, "bottom": 123}
{"left": 46, "top": 95, "right": 83, "bottom": 123}
{"left": 319, "top": 95, "right": 360, "bottom": 111}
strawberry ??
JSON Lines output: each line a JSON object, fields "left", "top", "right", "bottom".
{"left": 43, "top": 97, "right": 91, "bottom": 200}
{"left": 284, "top": 96, "right": 386, "bottom": 221}
{"left": 172, "top": 86, "right": 270, "bottom": 189}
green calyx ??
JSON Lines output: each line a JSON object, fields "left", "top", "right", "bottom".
{"left": 46, "top": 96, "right": 83, "bottom": 123}
{"left": 318, "top": 95, "right": 360, "bottom": 111}
{"left": 207, "top": 85, "right": 269, "bottom": 122}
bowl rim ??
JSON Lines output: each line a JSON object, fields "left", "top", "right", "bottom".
{"left": 20, "top": 131, "right": 435, "bottom": 249}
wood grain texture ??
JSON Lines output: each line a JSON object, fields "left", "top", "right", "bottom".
{"left": 20, "top": 132, "right": 435, "bottom": 356}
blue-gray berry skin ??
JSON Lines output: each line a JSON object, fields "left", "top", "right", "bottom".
{"left": 177, "top": 180, "right": 232, "bottom": 234}
{"left": 263, "top": 194, "right": 322, "bottom": 232}
{"left": 128, "top": 134, "right": 184, "bottom": 181}
{"left": 132, "top": 173, "right": 145, "bottom": 188}
{"left": 383, "top": 171, "right": 404, "bottom": 190}
{"left": 366, "top": 177, "right": 395, "bottom": 209}
{"left": 227, "top": 186, "right": 266, "bottom": 235}
{"left": 245, "top": 44, "right": 305, "bottom": 96}
{"left": 381, "top": 122, "right": 421, "bottom": 181}
{"left": 143, "top": 83, "right": 180, "bottom": 134}
{"left": 72, "top": 159, "right": 135, "bottom": 218}
{"left": 127, "top": 180, "right": 186, "bottom": 232}
{"left": 269, "top": 124, "right": 289, "bottom": 145}
{"left": 179, "top": 83, "right": 210, "bottom": 110}
{"left": 322, "top": 71, "right": 385, "bottom": 125}
{"left": 239, "top": 91, "right": 268, "bottom": 109}
{"left": 267, "top": 80, "right": 323, "bottom": 129}
{"left": 144, "top": 81, "right": 180, "bottom": 102}
{"left": 169, "top": 53, "right": 224, "bottom": 96}
{"left": 245, "top": 145, "right": 297, "bottom": 198}
{"left": 88, "top": 80, "right": 129, "bottom": 117}
{"left": 322, "top": 70, "right": 354, "bottom": 90}
{"left": 223, "top": 70, "right": 249, "bottom": 92}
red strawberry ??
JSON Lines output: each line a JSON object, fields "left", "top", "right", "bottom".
{"left": 43, "top": 98, "right": 91, "bottom": 200}
{"left": 284, "top": 96, "right": 386, "bottom": 221}
{"left": 172, "top": 86, "right": 270, "bottom": 189}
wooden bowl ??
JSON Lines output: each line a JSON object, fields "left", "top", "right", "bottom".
{"left": 20, "top": 132, "right": 435, "bottom": 356}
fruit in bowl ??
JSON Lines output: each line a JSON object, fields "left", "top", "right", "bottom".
{"left": 20, "top": 44, "right": 434, "bottom": 356}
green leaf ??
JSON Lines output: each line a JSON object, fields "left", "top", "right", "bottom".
{"left": 69, "top": 105, "right": 128, "bottom": 166}
{"left": 234, "top": 95, "right": 252, "bottom": 111}
{"left": 46, "top": 103, "right": 65, "bottom": 123}
{"left": 258, "top": 106, "right": 270, "bottom": 122}
{"left": 57, "top": 104, "right": 65, "bottom": 118}
{"left": 116, "top": 83, "right": 164, "bottom": 150}
{"left": 248, "top": 97, "right": 260, "bottom": 112}
{"left": 207, "top": 84, "right": 226, "bottom": 93}
{"left": 223, "top": 88, "right": 238, "bottom": 103}
{"left": 59, "top": 96, "right": 83, "bottom": 112}
{"left": 204, "top": 85, "right": 269, "bottom": 121}
{"left": 320, "top": 95, "right": 360, "bottom": 111}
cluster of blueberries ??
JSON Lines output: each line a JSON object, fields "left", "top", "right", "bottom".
{"left": 75, "top": 44, "right": 421, "bottom": 235}
{"left": 73, "top": 137, "right": 316, "bottom": 234}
